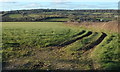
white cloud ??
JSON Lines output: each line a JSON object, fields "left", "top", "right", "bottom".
{"left": 0, "top": 0, "right": 119, "bottom": 2}
{"left": 0, "top": 0, "right": 15, "bottom": 2}
{"left": 22, "top": 3, "right": 44, "bottom": 8}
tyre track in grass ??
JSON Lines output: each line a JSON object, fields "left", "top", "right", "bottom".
{"left": 81, "top": 32, "right": 107, "bottom": 52}
{"left": 45, "top": 30, "right": 86, "bottom": 47}
{"left": 58, "top": 31, "right": 92, "bottom": 47}
{"left": 72, "top": 30, "right": 86, "bottom": 37}
{"left": 80, "top": 32, "right": 107, "bottom": 70}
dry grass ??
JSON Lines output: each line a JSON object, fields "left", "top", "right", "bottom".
{"left": 66, "top": 21, "right": 118, "bottom": 33}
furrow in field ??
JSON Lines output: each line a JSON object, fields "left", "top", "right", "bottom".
{"left": 58, "top": 31, "right": 92, "bottom": 47}
{"left": 56, "top": 30, "right": 87, "bottom": 47}
{"left": 72, "top": 30, "right": 86, "bottom": 37}
{"left": 74, "top": 32, "right": 101, "bottom": 51}
{"left": 82, "top": 32, "right": 107, "bottom": 51}
{"left": 78, "top": 32, "right": 107, "bottom": 70}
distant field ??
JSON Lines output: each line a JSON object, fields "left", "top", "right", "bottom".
{"left": 28, "top": 14, "right": 40, "bottom": 17}
{"left": 7, "top": 14, "right": 69, "bottom": 22}
{"left": 2, "top": 22, "right": 120, "bottom": 70}
{"left": 28, "top": 14, "right": 60, "bottom": 17}
{"left": 0, "top": 14, "right": 2, "bottom": 16}
{"left": 43, "top": 18, "right": 69, "bottom": 22}
{"left": 8, "top": 14, "right": 23, "bottom": 18}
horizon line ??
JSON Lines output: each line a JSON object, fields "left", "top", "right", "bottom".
{"left": 1, "top": 8, "right": 118, "bottom": 12}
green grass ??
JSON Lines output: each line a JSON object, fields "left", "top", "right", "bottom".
{"left": 28, "top": 14, "right": 40, "bottom": 17}
{"left": 8, "top": 14, "right": 69, "bottom": 22}
{"left": 2, "top": 22, "right": 82, "bottom": 60}
{"left": 91, "top": 33, "right": 120, "bottom": 70}
{"left": 2, "top": 22, "right": 119, "bottom": 70}
{"left": 9, "top": 14, "right": 23, "bottom": 18}
{"left": 62, "top": 31, "right": 101, "bottom": 57}
{"left": 28, "top": 14, "right": 59, "bottom": 17}
{"left": 3, "top": 22, "right": 83, "bottom": 48}
{"left": 0, "top": 14, "right": 2, "bottom": 16}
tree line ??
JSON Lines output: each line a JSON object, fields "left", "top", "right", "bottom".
{"left": 1, "top": 9, "right": 118, "bottom": 22}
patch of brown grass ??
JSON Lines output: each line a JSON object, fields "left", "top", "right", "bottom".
{"left": 66, "top": 21, "right": 118, "bottom": 33}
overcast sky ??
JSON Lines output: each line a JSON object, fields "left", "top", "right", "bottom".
{"left": 0, "top": 0, "right": 119, "bottom": 11}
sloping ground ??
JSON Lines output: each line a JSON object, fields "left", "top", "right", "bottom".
{"left": 65, "top": 21, "right": 120, "bottom": 70}
{"left": 2, "top": 29, "right": 111, "bottom": 70}
{"left": 91, "top": 34, "right": 120, "bottom": 70}
{"left": 80, "top": 32, "right": 107, "bottom": 51}
{"left": 3, "top": 30, "right": 104, "bottom": 70}
{"left": 58, "top": 31, "right": 92, "bottom": 47}
{"left": 66, "top": 21, "right": 118, "bottom": 33}
{"left": 56, "top": 31, "right": 106, "bottom": 70}
{"left": 2, "top": 22, "right": 119, "bottom": 71}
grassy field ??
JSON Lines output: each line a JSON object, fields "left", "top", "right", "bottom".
{"left": 8, "top": 14, "right": 24, "bottom": 18}
{"left": 2, "top": 22, "right": 120, "bottom": 70}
